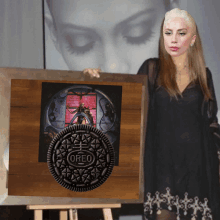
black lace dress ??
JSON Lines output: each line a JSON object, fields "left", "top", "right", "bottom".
{"left": 137, "top": 58, "right": 220, "bottom": 220}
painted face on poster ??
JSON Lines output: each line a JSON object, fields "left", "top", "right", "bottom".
{"left": 44, "top": 0, "right": 176, "bottom": 74}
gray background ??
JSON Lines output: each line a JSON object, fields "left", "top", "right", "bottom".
{"left": 0, "top": 0, "right": 219, "bottom": 219}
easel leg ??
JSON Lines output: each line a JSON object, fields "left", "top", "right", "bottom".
{"left": 103, "top": 208, "right": 113, "bottom": 220}
{"left": 27, "top": 204, "right": 120, "bottom": 220}
{"left": 34, "top": 210, "right": 43, "bottom": 220}
{"left": 69, "top": 209, "right": 78, "bottom": 220}
{"left": 60, "top": 210, "right": 68, "bottom": 220}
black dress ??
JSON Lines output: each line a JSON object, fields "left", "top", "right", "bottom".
{"left": 137, "top": 58, "right": 220, "bottom": 220}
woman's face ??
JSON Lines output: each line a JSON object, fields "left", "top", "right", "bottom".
{"left": 49, "top": 0, "right": 166, "bottom": 74}
{"left": 163, "top": 17, "right": 195, "bottom": 58}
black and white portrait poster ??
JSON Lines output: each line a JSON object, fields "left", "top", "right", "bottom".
{"left": 44, "top": 0, "right": 220, "bottom": 117}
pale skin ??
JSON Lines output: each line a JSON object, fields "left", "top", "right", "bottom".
{"left": 163, "top": 16, "right": 196, "bottom": 93}
{"left": 84, "top": 16, "right": 197, "bottom": 94}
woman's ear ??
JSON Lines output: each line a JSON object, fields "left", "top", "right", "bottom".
{"left": 44, "top": 13, "right": 61, "bottom": 53}
{"left": 191, "top": 35, "right": 196, "bottom": 46}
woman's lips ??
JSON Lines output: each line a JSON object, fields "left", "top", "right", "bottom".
{"left": 170, "top": 47, "right": 179, "bottom": 51}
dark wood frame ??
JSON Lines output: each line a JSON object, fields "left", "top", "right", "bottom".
{"left": 3, "top": 67, "right": 148, "bottom": 204}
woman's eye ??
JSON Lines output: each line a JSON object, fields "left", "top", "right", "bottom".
{"left": 122, "top": 21, "right": 155, "bottom": 45}
{"left": 63, "top": 34, "right": 96, "bottom": 55}
{"left": 165, "top": 32, "right": 171, "bottom": 35}
{"left": 179, "top": 33, "right": 186, "bottom": 36}
{"left": 123, "top": 30, "right": 155, "bottom": 45}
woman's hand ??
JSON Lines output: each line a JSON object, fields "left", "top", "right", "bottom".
{"left": 83, "top": 68, "right": 101, "bottom": 78}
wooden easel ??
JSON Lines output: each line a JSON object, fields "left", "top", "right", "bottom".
{"left": 27, "top": 204, "right": 121, "bottom": 220}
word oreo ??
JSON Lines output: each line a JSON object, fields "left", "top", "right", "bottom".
{"left": 47, "top": 124, "right": 115, "bottom": 192}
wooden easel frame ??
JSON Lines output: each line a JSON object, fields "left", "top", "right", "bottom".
{"left": 27, "top": 204, "right": 121, "bottom": 220}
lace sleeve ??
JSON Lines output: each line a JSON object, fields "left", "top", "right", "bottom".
{"left": 206, "top": 67, "right": 220, "bottom": 154}
{"left": 137, "top": 58, "right": 159, "bottom": 93}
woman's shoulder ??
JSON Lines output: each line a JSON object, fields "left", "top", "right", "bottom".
{"left": 205, "top": 67, "right": 214, "bottom": 86}
{"left": 137, "top": 57, "right": 159, "bottom": 75}
{"left": 205, "top": 66, "right": 212, "bottom": 77}
{"left": 140, "top": 57, "right": 159, "bottom": 68}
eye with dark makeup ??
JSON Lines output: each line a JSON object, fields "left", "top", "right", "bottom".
{"left": 165, "top": 31, "right": 187, "bottom": 36}
{"left": 165, "top": 32, "right": 171, "bottom": 35}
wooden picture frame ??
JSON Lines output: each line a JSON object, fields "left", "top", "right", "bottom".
{"left": 1, "top": 67, "right": 148, "bottom": 204}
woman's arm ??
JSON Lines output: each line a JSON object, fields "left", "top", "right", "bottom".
{"left": 137, "top": 58, "right": 159, "bottom": 94}
{"left": 66, "top": 105, "right": 77, "bottom": 114}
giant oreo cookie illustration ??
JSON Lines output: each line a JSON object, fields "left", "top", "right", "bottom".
{"left": 47, "top": 124, "right": 115, "bottom": 192}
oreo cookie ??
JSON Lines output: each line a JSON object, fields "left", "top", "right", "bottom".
{"left": 47, "top": 124, "right": 115, "bottom": 192}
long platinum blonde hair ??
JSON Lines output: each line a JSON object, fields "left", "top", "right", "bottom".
{"left": 158, "top": 8, "right": 212, "bottom": 100}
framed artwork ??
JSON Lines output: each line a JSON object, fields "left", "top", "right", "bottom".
{"left": 39, "top": 82, "right": 122, "bottom": 166}
{"left": 4, "top": 67, "right": 148, "bottom": 203}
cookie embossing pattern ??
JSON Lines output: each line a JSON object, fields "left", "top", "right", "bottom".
{"left": 47, "top": 124, "right": 115, "bottom": 192}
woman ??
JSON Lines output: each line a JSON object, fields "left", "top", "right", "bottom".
{"left": 86, "top": 8, "right": 220, "bottom": 220}
{"left": 45, "top": 0, "right": 179, "bottom": 73}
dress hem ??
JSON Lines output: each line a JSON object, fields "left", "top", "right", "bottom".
{"left": 144, "top": 187, "right": 212, "bottom": 220}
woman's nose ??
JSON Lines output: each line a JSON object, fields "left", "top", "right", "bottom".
{"left": 171, "top": 33, "right": 178, "bottom": 43}
{"left": 99, "top": 42, "right": 129, "bottom": 74}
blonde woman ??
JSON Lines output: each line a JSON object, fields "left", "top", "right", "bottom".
{"left": 85, "top": 8, "right": 220, "bottom": 220}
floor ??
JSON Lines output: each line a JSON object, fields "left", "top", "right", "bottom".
{"left": 0, "top": 204, "right": 143, "bottom": 220}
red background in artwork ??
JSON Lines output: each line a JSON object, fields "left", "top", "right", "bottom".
{"left": 65, "top": 93, "right": 96, "bottom": 126}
